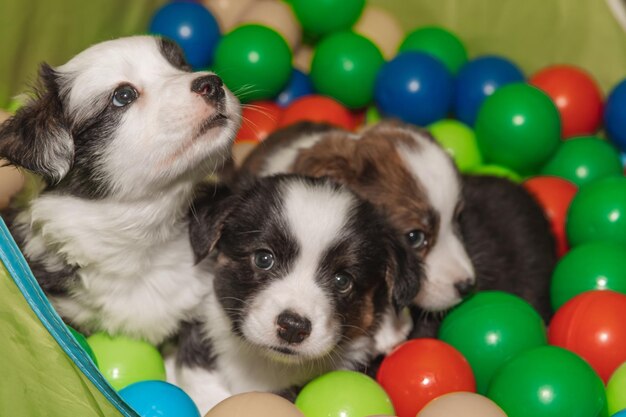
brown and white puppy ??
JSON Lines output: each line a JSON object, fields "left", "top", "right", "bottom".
{"left": 239, "top": 121, "right": 556, "bottom": 335}
{"left": 0, "top": 36, "right": 241, "bottom": 344}
{"left": 174, "top": 174, "right": 422, "bottom": 413}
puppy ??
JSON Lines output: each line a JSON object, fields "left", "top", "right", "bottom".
{"left": 240, "top": 121, "right": 556, "bottom": 336}
{"left": 174, "top": 174, "right": 422, "bottom": 413}
{"left": 0, "top": 36, "right": 241, "bottom": 344}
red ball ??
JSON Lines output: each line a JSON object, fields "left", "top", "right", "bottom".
{"left": 236, "top": 101, "right": 282, "bottom": 143}
{"left": 278, "top": 95, "right": 355, "bottom": 130}
{"left": 377, "top": 338, "right": 476, "bottom": 417}
{"left": 548, "top": 290, "right": 626, "bottom": 383}
{"left": 529, "top": 65, "right": 603, "bottom": 138}
{"left": 523, "top": 176, "right": 578, "bottom": 257}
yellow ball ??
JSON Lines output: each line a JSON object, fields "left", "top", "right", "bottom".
{"left": 417, "top": 392, "right": 507, "bottom": 417}
{"left": 203, "top": 0, "right": 255, "bottom": 32}
{"left": 205, "top": 392, "right": 304, "bottom": 417}
{"left": 354, "top": 6, "right": 404, "bottom": 59}
{"left": 237, "top": 0, "right": 301, "bottom": 50}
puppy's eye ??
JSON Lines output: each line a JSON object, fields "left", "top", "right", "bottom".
{"left": 334, "top": 272, "right": 353, "bottom": 294}
{"left": 406, "top": 229, "right": 428, "bottom": 249}
{"left": 253, "top": 250, "right": 274, "bottom": 270}
{"left": 112, "top": 85, "right": 138, "bottom": 107}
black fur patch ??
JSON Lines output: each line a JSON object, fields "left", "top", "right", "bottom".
{"left": 176, "top": 320, "right": 217, "bottom": 370}
{"left": 159, "top": 38, "right": 192, "bottom": 72}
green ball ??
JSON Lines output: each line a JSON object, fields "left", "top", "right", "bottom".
{"left": 467, "top": 164, "right": 522, "bottom": 182}
{"left": 295, "top": 370, "right": 394, "bottom": 417}
{"left": 438, "top": 291, "right": 547, "bottom": 394}
{"left": 541, "top": 136, "right": 623, "bottom": 187}
{"left": 67, "top": 325, "right": 98, "bottom": 366}
{"left": 475, "top": 83, "right": 561, "bottom": 176}
{"left": 487, "top": 346, "right": 608, "bottom": 417}
{"left": 429, "top": 119, "right": 483, "bottom": 172}
{"left": 291, "top": 0, "right": 365, "bottom": 38}
{"left": 86, "top": 333, "right": 166, "bottom": 391}
{"left": 399, "top": 26, "right": 468, "bottom": 74}
{"left": 550, "top": 241, "right": 626, "bottom": 310}
{"left": 566, "top": 177, "right": 626, "bottom": 247}
{"left": 213, "top": 24, "right": 292, "bottom": 102}
{"left": 310, "top": 31, "right": 384, "bottom": 109}
{"left": 365, "top": 105, "right": 381, "bottom": 125}
{"left": 607, "top": 362, "right": 626, "bottom": 415}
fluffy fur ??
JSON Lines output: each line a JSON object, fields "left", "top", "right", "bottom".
{"left": 0, "top": 36, "right": 241, "bottom": 344}
{"left": 174, "top": 175, "right": 422, "bottom": 413}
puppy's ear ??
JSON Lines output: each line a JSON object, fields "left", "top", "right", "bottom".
{"left": 0, "top": 64, "right": 73, "bottom": 184}
{"left": 188, "top": 184, "right": 235, "bottom": 264}
{"left": 385, "top": 233, "right": 423, "bottom": 312}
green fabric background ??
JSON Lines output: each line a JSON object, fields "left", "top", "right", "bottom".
{"left": 1, "top": 0, "right": 625, "bottom": 108}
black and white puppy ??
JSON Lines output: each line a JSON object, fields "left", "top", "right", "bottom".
{"left": 173, "top": 174, "right": 422, "bottom": 413}
{"left": 0, "top": 36, "right": 241, "bottom": 344}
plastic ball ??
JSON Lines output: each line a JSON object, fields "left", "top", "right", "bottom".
{"left": 614, "top": 410, "right": 626, "bottom": 417}
{"left": 290, "top": 0, "right": 365, "bottom": 38}
{"left": 67, "top": 325, "right": 98, "bottom": 366}
{"left": 475, "top": 83, "right": 561, "bottom": 175}
{"left": 149, "top": 2, "right": 221, "bottom": 70}
{"left": 530, "top": 65, "right": 603, "bottom": 138}
{"left": 278, "top": 95, "right": 354, "bottom": 130}
{"left": 566, "top": 176, "right": 626, "bottom": 247}
{"left": 487, "top": 346, "right": 607, "bottom": 417}
{"left": 236, "top": 0, "right": 301, "bottom": 50}
{"left": 548, "top": 290, "right": 626, "bottom": 383}
{"left": 607, "top": 362, "right": 626, "bottom": 415}
{"left": 310, "top": 31, "right": 384, "bottom": 109}
{"left": 374, "top": 52, "right": 453, "bottom": 126}
{"left": 541, "top": 136, "right": 622, "bottom": 187}
{"left": 605, "top": 79, "right": 626, "bottom": 153}
{"left": 377, "top": 338, "right": 476, "bottom": 417}
{"left": 86, "top": 333, "right": 165, "bottom": 391}
{"left": 523, "top": 176, "right": 578, "bottom": 257}
{"left": 276, "top": 69, "right": 314, "bottom": 107}
{"left": 213, "top": 24, "right": 292, "bottom": 102}
{"left": 119, "top": 380, "right": 200, "bottom": 417}
{"left": 399, "top": 26, "right": 468, "bottom": 74}
{"left": 293, "top": 44, "right": 313, "bottom": 73}
{"left": 438, "top": 291, "right": 547, "bottom": 394}
{"left": 206, "top": 392, "right": 304, "bottom": 417}
{"left": 203, "top": 0, "right": 255, "bottom": 32}
{"left": 236, "top": 101, "right": 282, "bottom": 143}
{"left": 365, "top": 105, "right": 381, "bottom": 125}
{"left": 550, "top": 242, "right": 626, "bottom": 310}
{"left": 454, "top": 55, "right": 525, "bottom": 126}
{"left": 428, "top": 119, "right": 482, "bottom": 172}
{"left": 417, "top": 392, "right": 506, "bottom": 417}
{"left": 232, "top": 140, "right": 258, "bottom": 167}
{"left": 467, "top": 164, "right": 522, "bottom": 183}
{"left": 354, "top": 5, "right": 404, "bottom": 59}
{"left": 295, "top": 370, "right": 394, "bottom": 417}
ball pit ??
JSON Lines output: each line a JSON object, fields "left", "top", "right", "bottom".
{"left": 236, "top": 0, "right": 301, "bottom": 50}
{"left": 354, "top": 5, "right": 404, "bottom": 59}
{"left": 203, "top": 0, "right": 254, "bottom": 33}
{"left": 399, "top": 26, "right": 468, "bottom": 74}
{"left": 276, "top": 69, "right": 314, "bottom": 107}
{"left": 438, "top": 291, "right": 547, "bottom": 394}
{"left": 119, "top": 380, "right": 200, "bottom": 417}
{"left": 236, "top": 101, "right": 282, "bottom": 143}
{"left": 467, "top": 164, "right": 522, "bottom": 182}
{"left": 290, "top": 0, "right": 365, "bottom": 38}
{"left": 417, "top": 392, "right": 506, "bottom": 417}
{"left": 605, "top": 79, "right": 626, "bottom": 152}
{"left": 377, "top": 338, "right": 476, "bottom": 417}
{"left": 607, "top": 362, "right": 626, "bottom": 415}
{"left": 278, "top": 95, "right": 355, "bottom": 130}
{"left": 206, "top": 392, "right": 304, "bottom": 417}
{"left": 428, "top": 119, "right": 482, "bottom": 172}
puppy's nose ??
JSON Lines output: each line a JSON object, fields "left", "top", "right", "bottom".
{"left": 276, "top": 310, "right": 312, "bottom": 345}
{"left": 455, "top": 279, "right": 476, "bottom": 299}
{"left": 191, "top": 74, "right": 224, "bottom": 103}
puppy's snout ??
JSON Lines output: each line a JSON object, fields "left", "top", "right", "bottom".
{"left": 276, "top": 310, "right": 312, "bottom": 345}
{"left": 455, "top": 279, "right": 476, "bottom": 299}
{"left": 191, "top": 75, "right": 224, "bottom": 103}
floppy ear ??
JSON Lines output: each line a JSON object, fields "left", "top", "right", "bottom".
{"left": 188, "top": 184, "right": 235, "bottom": 264}
{"left": 0, "top": 64, "right": 74, "bottom": 184}
{"left": 384, "top": 233, "right": 423, "bottom": 312}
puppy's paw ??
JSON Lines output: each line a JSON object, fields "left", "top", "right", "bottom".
{"left": 373, "top": 307, "right": 413, "bottom": 355}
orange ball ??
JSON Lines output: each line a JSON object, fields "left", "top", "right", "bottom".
{"left": 529, "top": 65, "right": 604, "bottom": 139}
{"left": 236, "top": 101, "right": 282, "bottom": 143}
{"left": 377, "top": 338, "right": 476, "bottom": 417}
{"left": 278, "top": 95, "right": 355, "bottom": 130}
{"left": 548, "top": 290, "right": 626, "bottom": 383}
{"left": 523, "top": 176, "right": 578, "bottom": 257}
{"left": 236, "top": 0, "right": 301, "bottom": 50}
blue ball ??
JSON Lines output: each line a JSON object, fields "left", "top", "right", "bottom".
{"left": 454, "top": 55, "right": 525, "bottom": 126}
{"left": 276, "top": 69, "right": 314, "bottom": 107}
{"left": 374, "top": 52, "right": 453, "bottom": 126}
{"left": 613, "top": 410, "right": 626, "bottom": 417}
{"left": 605, "top": 79, "right": 626, "bottom": 153}
{"left": 149, "top": 2, "right": 221, "bottom": 70}
{"left": 119, "top": 380, "right": 200, "bottom": 417}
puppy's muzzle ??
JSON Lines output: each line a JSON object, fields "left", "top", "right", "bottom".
{"left": 276, "top": 310, "right": 312, "bottom": 345}
{"left": 191, "top": 74, "right": 225, "bottom": 105}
